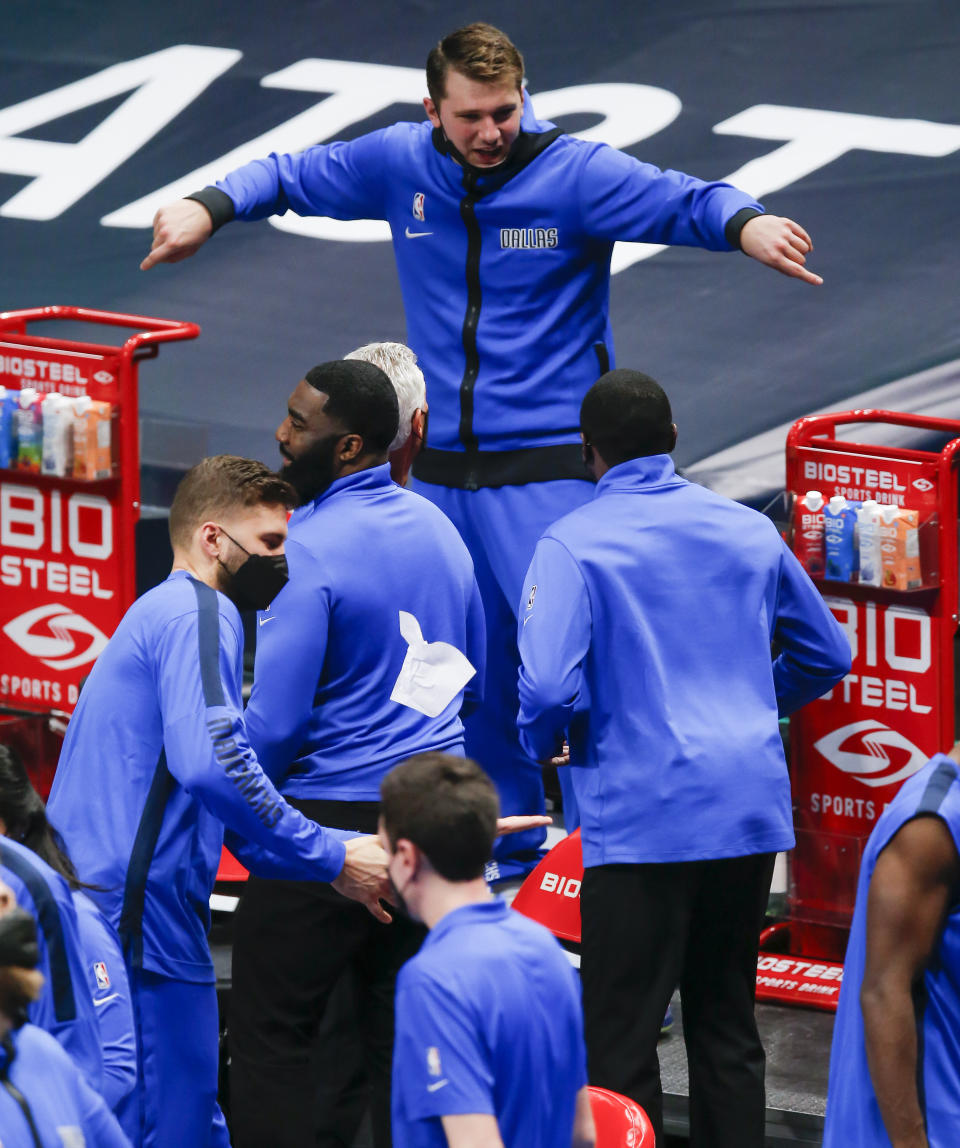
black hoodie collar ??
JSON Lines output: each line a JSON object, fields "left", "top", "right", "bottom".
{"left": 431, "top": 125, "right": 564, "bottom": 195}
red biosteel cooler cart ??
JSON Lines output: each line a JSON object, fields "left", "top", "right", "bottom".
{"left": 753, "top": 409, "right": 960, "bottom": 1007}
{"left": 0, "top": 306, "right": 199, "bottom": 792}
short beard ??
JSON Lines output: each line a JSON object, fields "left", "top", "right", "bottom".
{"left": 278, "top": 436, "right": 340, "bottom": 505}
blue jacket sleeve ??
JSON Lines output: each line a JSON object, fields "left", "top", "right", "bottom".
{"left": 460, "top": 576, "right": 487, "bottom": 719}
{"left": 73, "top": 894, "right": 136, "bottom": 1111}
{"left": 223, "top": 826, "right": 361, "bottom": 881}
{"left": 517, "top": 538, "right": 592, "bottom": 762}
{"left": 772, "top": 541, "right": 852, "bottom": 716}
{"left": 215, "top": 128, "right": 391, "bottom": 222}
{"left": 244, "top": 540, "right": 331, "bottom": 784}
{"left": 578, "top": 142, "right": 763, "bottom": 249}
{"left": 156, "top": 597, "right": 346, "bottom": 882}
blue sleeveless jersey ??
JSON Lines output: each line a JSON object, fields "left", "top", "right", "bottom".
{"left": 823, "top": 754, "right": 960, "bottom": 1147}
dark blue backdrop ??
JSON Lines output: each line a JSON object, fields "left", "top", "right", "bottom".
{"left": 2, "top": 1, "right": 958, "bottom": 500}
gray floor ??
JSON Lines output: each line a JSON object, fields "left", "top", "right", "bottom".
{"left": 660, "top": 993, "right": 834, "bottom": 1146}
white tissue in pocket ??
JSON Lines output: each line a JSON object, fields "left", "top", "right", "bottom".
{"left": 390, "top": 611, "right": 476, "bottom": 718}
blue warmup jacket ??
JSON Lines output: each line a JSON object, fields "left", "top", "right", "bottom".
{"left": 48, "top": 572, "right": 348, "bottom": 983}
{"left": 0, "top": 838, "right": 103, "bottom": 1091}
{"left": 824, "top": 755, "right": 960, "bottom": 1147}
{"left": 211, "top": 108, "right": 762, "bottom": 463}
{"left": 517, "top": 456, "right": 851, "bottom": 865}
{"left": 0, "top": 1025, "right": 130, "bottom": 1148}
{"left": 73, "top": 891, "right": 137, "bottom": 1112}
{"left": 245, "top": 466, "right": 485, "bottom": 801}
{"left": 392, "top": 900, "right": 587, "bottom": 1148}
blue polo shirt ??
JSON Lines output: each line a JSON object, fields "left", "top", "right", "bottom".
{"left": 0, "top": 1024, "right": 130, "bottom": 1148}
{"left": 823, "top": 755, "right": 960, "bottom": 1147}
{"left": 392, "top": 899, "right": 586, "bottom": 1148}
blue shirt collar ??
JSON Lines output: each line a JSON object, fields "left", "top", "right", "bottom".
{"left": 594, "top": 454, "right": 681, "bottom": 497}
{"left": 423, "top": 898, "right": 510, "bottom": 949}
{"left": 292, "top": 463, "right": 394, "bottom": 522}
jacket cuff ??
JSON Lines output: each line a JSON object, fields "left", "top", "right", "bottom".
{"left": 185, "top": 187, "right": 236, "bottom": 233}
{"left": 724, "top": 207, "right": 764, "bottom": 251}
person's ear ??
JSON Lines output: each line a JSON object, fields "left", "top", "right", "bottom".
{"left": 424, "top": 97, "right": 441, "bottom": 129}
{"left": 670, "top": 423, "right": 678, "bottom": 452}
{"left": 394, "top": 838, "right": 420, "bottom": 878}
{"left": 197, "top": 521, "right": 222, "bottom": 560}
{"left": 580, "top": 432, "right": 595, "bottom": 468}
{"left": 338, "top": 433, "right": 365, "bottom": 465}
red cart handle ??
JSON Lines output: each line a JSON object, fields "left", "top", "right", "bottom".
{"left": 0, "top": 305, "right": 200, "bottom": 361}
{"left": 788, "top": 408, "right": 960, "bottom": 450}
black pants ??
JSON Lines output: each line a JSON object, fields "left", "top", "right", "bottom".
{"left": 228, "top": 800, "right": 426, "bottom": 1148}
{"left": 581, "top": 853, "right": 776, "bottom": 1148}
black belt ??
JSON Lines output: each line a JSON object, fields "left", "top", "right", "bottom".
{"left": 413, "top": 444, "right": 591, "bottom": 490}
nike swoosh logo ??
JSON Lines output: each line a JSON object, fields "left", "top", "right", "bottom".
{"left": 523, "top": 614, "right": 534, "bottom": 626}
{"left": 426, "top": 1079, "right": 449, "bottom": 1092}
{"left": 94, "top": 993, "right": 120, "bottom": 1007}
{"left": 258, "top": 616, "right": 276, "bottom": 627}
{"left": 405, "top": 227, "right": 434, "bottom": 238}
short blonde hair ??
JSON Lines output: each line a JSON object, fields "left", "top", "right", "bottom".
{"left": 426, "top": 23, "right": 524, "bottom": 104}
{"left": 344, "top": 342, "right": 426, "bottom": 452}
{"left": 168, "top": 455, "right": 296, "bottom": 550}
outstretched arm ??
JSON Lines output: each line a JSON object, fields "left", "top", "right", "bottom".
{"left": 739, "top": 214, "right": 823, "bottom": 285}
{"left": 141, "top": 132, "right": 390, "bottom": 270}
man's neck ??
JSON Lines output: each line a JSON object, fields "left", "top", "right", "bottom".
{"left": 420, "top": 877, "right": 493, "bottom": 931}
{"left": 170, "top": 551, "right": 216, "bottom": 587}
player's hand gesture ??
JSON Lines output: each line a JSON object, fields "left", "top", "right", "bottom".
{"left": 495, "top": 815, "right": 553, "bottom": 837}
{"left": 739, "top": 215, "right": 823, "bottom": 285}
{"left": 332, "top": 834, "right": 394, "bottom": 923}
{"left": 141, "top": 200, "right": 214, "bottom": 270}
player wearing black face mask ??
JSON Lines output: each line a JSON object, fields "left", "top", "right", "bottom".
{"left": 47, "top": 455, "right": 393, "bottom": 1148}
{"left": 215, "top": 527, "right": 289, "bottom": 611}
{"left": 0, "top": 906, "right": 40, "bottom": 1027}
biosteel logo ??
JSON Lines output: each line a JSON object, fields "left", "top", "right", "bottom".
{"left": 814, "top": 719, "right": 927, "bottom": 788}
{"left": 2, "top": 603, "right": 108, "bottom": 670}
{"left": 540, "top": 872, "right": 581, "bottom": 898}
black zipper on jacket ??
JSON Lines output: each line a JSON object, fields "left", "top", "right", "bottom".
{"left": 458, "top": 168, "right": 483, "bottom": 465}
{"left": 436, "top": 126, "right": 564, "bottom": 470}
{"left": 1, "top": 1037, "right": 44, "bottom": 1148}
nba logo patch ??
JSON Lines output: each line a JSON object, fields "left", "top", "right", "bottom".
{"left": 427, "top": 1046, "right": 442, "bottom": 1077}
{"left": 94, "top": 962, "right": 110, "bottom": 991}
{"left": 412, "top": 193, "right": 425, "bottom": 221}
